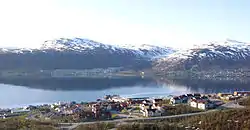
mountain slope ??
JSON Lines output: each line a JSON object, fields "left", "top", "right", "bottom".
{"left": 0, "top": 38, "right": 175, "bottom": 70}
{"left": 153, "top": 39, "right": 250, "bottom": 73}
{"left": 41, "top": 38, "right": 175, "bottom": 58}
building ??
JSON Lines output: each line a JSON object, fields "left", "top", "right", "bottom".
{"left": 151, "top": 104, "right": 164, "bottom": 112}
{"left": 197, "top": 101, "right": 207, "bottom": 110}
{"left": 109, "top": 95, "right": 128, "bottom": 103}
{"left": 11, "top": 109, "right": 30, "bottom": 114}
{"left": 170, "top": 97, "right": 182, "bottom": 104}
{"left": 190, "top": 100, "right": 198, "bottom": 108}
{"left": 179, "top": 95, "right": 188, "bottom": 103}
{"left": 201, "top": 96, "right": 209, "bottom": 101}
{"left": 197, "top": 101, "right": 214, "bottom": 110}
{"left": 225, "top": 95, "right": 241, "bottom": 100}
{"left": 186, "top": 94, "right": 193, "bottom": 98}
{"left": 92, "top": 104, "right": 101, "bottom": 119}
{"left": 190, "top": 100, "right": 214, "bottom": 110}
{"left": 139, "top": 100, "right": 164, "bottom": 117}
{"left": 141, "top": 109, "right": 162, "bottom": 117}
{"left": 194, "top": 93, "right": 201, "bottom": 97}
{"left": 151, "top": 99, "right": 163, "bottom": 104}
{"left": 234, "top": 91, "right": 250, "bottom": 96}
{"left": 139, "top": 103, "right": 152, "bottom": 111}
{"left": 217, "top": 93, "right": 232, "bottom": 98}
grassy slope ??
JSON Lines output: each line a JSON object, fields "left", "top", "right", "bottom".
{"left": 74, "top": 98, "right": 250, "bottom": 130}
{"left": 0, "top": 117, "right": 58, "bottom": 130}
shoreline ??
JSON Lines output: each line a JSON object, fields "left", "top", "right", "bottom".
{"left": 0, "top": 91, "right": 215, "bottom": 109}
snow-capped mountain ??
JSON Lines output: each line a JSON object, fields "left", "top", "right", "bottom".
{"left": 0, "top": 38, "right": 175, "bottom": 70}
{"left": 153, "top": 39, "right": 250, "bottom": 72}
{"left": 40, "top": 38, "right": 175, "bottom": 58}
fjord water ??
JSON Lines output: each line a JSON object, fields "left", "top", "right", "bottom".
{"left": 0, "top": 77, "right": 250, "bottom": 108}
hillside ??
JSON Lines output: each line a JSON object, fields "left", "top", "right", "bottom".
{"left": 153, "top": 39, "right": 250, "bottom": 78}
{"left": 1, "top": 38, "right": 250, "bottom": 80}
{"left": 0, "top": 38, "right": 174, "bottom": 71}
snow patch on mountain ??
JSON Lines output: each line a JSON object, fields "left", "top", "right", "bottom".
{"left": 0, "top": 37, "right": 175, "bottom": 59}
{"left": 40, "top": 38, "right": 175, "bottom": 58}
{"left": 159, "top": 39, "right": 250, "bottom": 61}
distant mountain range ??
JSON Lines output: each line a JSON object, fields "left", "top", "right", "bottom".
{"left": 0, "top": 38, "right": 175, "bottom": 70}
{"left": 153, "top": 39, "right": 250, "bottom": 75}
{"left": 1, "top": 38, "right": 250, "bottom": 79}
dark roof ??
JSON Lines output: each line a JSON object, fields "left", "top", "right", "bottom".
{"left": 194, "top": 93, "right": 201, "bottom": 96}
{"left": 179, "top": 95, "right": 188, "bottom": 99}
{"left": 201, "top": 96, "right": 208, "bottom": 99}
{"left": 129, "top": 97, "right": 149, "bottom": 100}
{"left": 154, "top": 99, "right": 163, "bottom": 102}
{"left": 197, "top": 100, "right": 208, "bottom": 104}
{"left": 173, "top": 96, "right": 180, "bottom": 100}
{"left": 143, "top": 103, "right": 150, "bottom": 106}
{"left": 187, "top": 94, "right": 193, "bottom": 96}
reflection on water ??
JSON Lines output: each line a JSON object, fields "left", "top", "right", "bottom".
{"left": 159, "top": 78, "right": 250, "bottom": 94}
{"left": 0, "top": 77, "right": 250, "bottom": 108}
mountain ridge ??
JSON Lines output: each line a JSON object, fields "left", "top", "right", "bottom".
{"left": 1, "top": 37, "right": 175, "bottom": 59}
{"left": 0, "top": 37, "right": 175, "bottom": 71}
{"left": 153, "top": 39, "right": 250, "bottom": 75}
{"left": 1, "top": 37, "right": 250, "bottom": 78}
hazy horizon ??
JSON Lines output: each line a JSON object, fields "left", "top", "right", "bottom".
{"left": 1, "top": 0, "right": 250, "bottom": 48}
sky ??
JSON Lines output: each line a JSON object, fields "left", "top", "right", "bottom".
{"left": 0, "top": 0, "right": 250, "bottom": 48}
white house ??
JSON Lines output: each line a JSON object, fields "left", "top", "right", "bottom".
{"left": 11, "top": 109, "right": 30, "bottom": 114}
{"left": 190, "top": 100, "right": 198, "bottom": 108}
{"left": 111, "top": 96, "right": 128, "bottom": 103}
{"left": 151, "top": 104, "right": 164, "bottom": 112}
{"left": 55, "top": 107, "right": 61, "bottom": 112}
{"left": 190, "top": 100, "right": 214, "bottom": 110}
{"left": 139, "top": 103, "right": 151, "bottom": 111}
{"left": 197, "top": 102, "right": 207, "bottom": 110}
{"left": 198, "top": 101, "right": 214, "bottom": 110}
{"left": 141, "top": 109, "right": 162, "bottom": 117}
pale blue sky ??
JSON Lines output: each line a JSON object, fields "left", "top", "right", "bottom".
{"left": 0, "top": 0, "right": 249, "bottom": 48}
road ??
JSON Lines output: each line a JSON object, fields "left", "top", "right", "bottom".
{"left": 220, "top": 98, "right": 245, "bottom": 109}
{"left": 59, "top": 110, "right": 218, "bottom": 130}
{"left": 57, "top": 100, "right": 245, "bottom": 129}
{"left": 221, "top": 101, "right": 245, "bottom": 109}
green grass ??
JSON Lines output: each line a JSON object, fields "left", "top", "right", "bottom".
{"left": 0, "top": 117, "right": 58, "bottom": 130}
{"left": 120, "top": 109, "right": 129, "bottom": 114}
{"left": 111, "top": 114, "right": 118, "bottom": 119}
{"left": 163, "top": 104, "right": 203, "bottom": 116}
{"left": 74, "top": 123, "right": 115, "bottom": 130}
{"left": 239, "top": 97, "right": 250, "bottom": 106}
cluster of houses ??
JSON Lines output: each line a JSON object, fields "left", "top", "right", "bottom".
{"left": 97, "top": 95, "right": 165, "bottom": 117}
{"left": 217, "top": 91, "right": 250, "bottom": 100}
{"left": 0, "top": 107, "right": 31, "bottom": 119}
{"left": 38, "top": 91, "right": 250, "bottom": 118}
{"left": 51, "top": 67, "right": 122, "bottom": 78}
{"left": 170, "top": 91, "right": 250, "bottom": 110}
{"left": 170, "top": 93, "right": 215, "bottom": 110}
{"left": 2, "top": 91, "right": 250, "bottom": 120}
{"left": 139, "top": 100, "right": 164, "bottom": 117}
{"left": 88, "top": 95, "right": 166, "bottom": 118}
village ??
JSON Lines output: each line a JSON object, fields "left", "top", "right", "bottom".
{"left": 0, "top": 67, "right": 142, "bottom": 79}
{"left": 0, "top": 91, "right": 249, "bottom": 123}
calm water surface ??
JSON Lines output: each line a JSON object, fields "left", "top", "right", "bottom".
{"left": 0, "top": 78, "right": 250, "bottom": 108}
